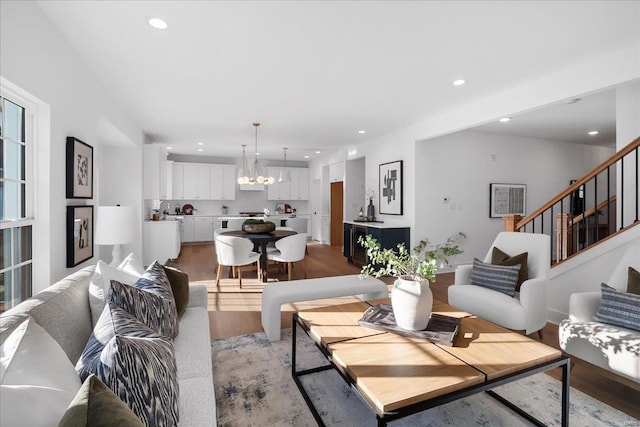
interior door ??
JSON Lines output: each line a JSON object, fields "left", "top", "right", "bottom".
{"left": 330, "top": 182, "right": 344, "bottom": 247}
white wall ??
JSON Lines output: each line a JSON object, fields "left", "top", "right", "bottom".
{"left": 1, "top": 1, "right": 144, "bottom": 287}
{"left": 415, "top": 131, "right": 614, "bottom": 265}
{"left": 548, "top": 226, "right": 640, "bottom": 323}
{"left": 345, "top": 157, "right": 365, "bottom": 221}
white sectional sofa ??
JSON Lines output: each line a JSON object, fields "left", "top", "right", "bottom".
{"left": 0, "top": 264, "right": 216, "bottom": 426}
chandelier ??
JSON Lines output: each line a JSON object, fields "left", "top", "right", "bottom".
{"left": 248, "top": 122, "right": 275, "bottom": 185}
{"left": 278, "top": 147, "right": 292, "bottom": 183}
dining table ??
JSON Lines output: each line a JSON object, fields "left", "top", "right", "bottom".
{"left": 219, "top": 229, "right": 296, "bottom": 282}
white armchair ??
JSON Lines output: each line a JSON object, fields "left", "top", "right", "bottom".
{"left": 558, "top": 246, "right": 640, "bottom": 388}
{"left": 448, "top": 232, "right": 550, "bottom": 336}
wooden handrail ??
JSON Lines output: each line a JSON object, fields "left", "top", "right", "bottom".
{"left": 516, "top": 136, "right": 639, "bottom": 230}
{"left": 571, "top": 194, "right": 616, "bottom": 225}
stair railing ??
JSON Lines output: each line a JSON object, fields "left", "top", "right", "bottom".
{"left": 504, "top": 136, "right": 639, "bottom": 265}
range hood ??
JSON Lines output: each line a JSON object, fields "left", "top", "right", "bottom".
{"left": 239, "top": 183, "right": 265, "bottom": 191}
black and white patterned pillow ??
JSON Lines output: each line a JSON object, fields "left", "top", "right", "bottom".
{"left": 596, "top": 283, "right": 640, "bottom": 332}
{"left": 470, "top": 258, "right": 521, "bottom": 297}
{"left": 76, "top": 303, "right": 179, "bottom": 426}
{"left": 76, "top": 301, "right": 158, "bottom": 381}
{"left": 109, "top": 280, "right": 177, "bottom": 339}
{"left": 133, "top": 261, "right": 178, "bottom": 338}
{"left": 111, "top": 261, "right": 179, "bottom": 339}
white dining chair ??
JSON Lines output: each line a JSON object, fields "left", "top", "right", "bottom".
{"left": 267, "top": 233, "right": 307, "bottom": 281}
{"left": 214, "top": 235, "right": 260, "bottom": 288}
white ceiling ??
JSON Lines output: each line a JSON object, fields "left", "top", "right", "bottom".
{"left": 36, "top": 1, "right": 639, "bottom": 160}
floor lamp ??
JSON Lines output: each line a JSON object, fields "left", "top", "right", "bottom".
{"left": 95, "top": 205, "right": 138, "bottom": 266}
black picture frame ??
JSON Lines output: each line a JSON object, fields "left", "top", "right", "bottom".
{"left": 67, "top": 205, "right": 94, "bottom": 267}
{"left": 379, "top": 160, "right": 403, "bottom": 215}
{"left": 489, "top": 183, "right": 527, "bottom": 218}
{"left": 66, "top": 137, "right": 93, "bottom": 199}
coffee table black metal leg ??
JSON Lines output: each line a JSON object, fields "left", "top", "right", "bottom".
{"left": 561, "top": 358, "right": 570, "bottom": 427}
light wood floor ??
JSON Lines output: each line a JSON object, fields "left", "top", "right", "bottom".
{"left": 173, "top": 241, "right": 640, "bottom": 419}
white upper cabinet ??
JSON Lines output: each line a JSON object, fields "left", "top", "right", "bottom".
{"left": 182, "top": 163, "right": 210, "bottom": 199}
{"left": 267, "top": 167, "right": 309, "bottom": 200}
{"left": 329, "top": 161, "right": 344, "bottom": 182}
{"left": 173, "top": 163, "right": 184, "bottom": 200}
{"left": 160, "top": 160, "right": 173, "bottom": 200}
{"left": 210, "top": 164, "right": 236, "bottom": 200}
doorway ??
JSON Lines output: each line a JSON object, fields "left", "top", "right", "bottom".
{"left": 330, "top": 182, "right": 344, "bottom": 247}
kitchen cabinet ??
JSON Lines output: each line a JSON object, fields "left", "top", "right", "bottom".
{"left": 289, "top": 168, "right": 309, "bottom": 200}
{"left": 267, "top": 167, "right": 309, "bottom": 201}
{"left": 193, "top": 216, "right": 214, "bottom": 241}
{"left": 143, "top": 221, "right": 181, "bottom": 266}
{"left": 343, "top": 222, "right": 410, "bottom": 267}
{"left": 143, "top": 146, "right": 167, "bottom": 200}
{"left": 182, "top": 216, "right": 195, "bottom": 242}
{"left": 183, "top": 164, "right": 210, "bottom": 200}
{"left": 160, "top": 160, "right": 173, "bottom": 200}
{"left": 209, "top": 164, "right": 236, "bottom": 200}
{"left": 173, "top": 163, "right": 185, "bottom": 200}
{"left": 329, "top": 161, "right": 344, "bottom": 182}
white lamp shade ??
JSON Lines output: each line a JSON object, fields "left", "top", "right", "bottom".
{"left": 95, "top": 205, "right": 139, "bottom": 245}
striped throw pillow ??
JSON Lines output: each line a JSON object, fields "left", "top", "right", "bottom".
{"left": 596, "top": 283, "right": 640, "bottom": 332}
{"left": 470, "top": 258, "right": 521, "bottom": 297}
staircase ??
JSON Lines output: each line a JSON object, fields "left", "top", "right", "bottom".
{"left": 502, "top": 136, "right": 640, "bottom": 323}
{"left": 503, "top": 136, "right": 639, "bottom": 266}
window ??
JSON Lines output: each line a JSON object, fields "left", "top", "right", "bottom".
{"left": 0, "top": 95, "right": 33, "bottom": 313}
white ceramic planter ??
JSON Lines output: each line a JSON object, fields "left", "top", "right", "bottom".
{"left": 391, "top": 275, "right": 433, "bottom": 330}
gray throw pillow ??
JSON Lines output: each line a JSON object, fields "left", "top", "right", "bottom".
{"left": 470, "top": 258, "right": 521, "bottom": 297}
{"left": 491, "top": 247, "right": 528, "bottom": 292}
{"left": 596, "top": 283, "right": 640, "bottom": 332}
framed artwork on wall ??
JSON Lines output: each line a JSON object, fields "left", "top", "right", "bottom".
{"left": 489, "top": 183, "right": 526, "bottom": 218}
{"left": 67, "top": 205, "right": 94, "bottom": 267}
{"left": 379, "top": 160, "right": 403, "bottom": 215}
{"left": 66, "top": 136, "right": 93, "bottom": 199}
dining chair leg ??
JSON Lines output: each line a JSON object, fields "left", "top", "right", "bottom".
{"left": 238, "top": 268, "right": 242, "bottom": 288}
{"left": 257, "top": 260, "right": 261, "bottom": 280}
{"left": 287, "top": 262, "right": 293, "bottom": 281}
{"left": 215, "top": 264, "right": 223, "bottom": 287}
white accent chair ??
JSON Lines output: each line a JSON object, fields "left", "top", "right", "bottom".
{"left": 267, "top": 233, "right": 307, "bottom": 281}
{"left": 214, "top": 235, "right": 260, "bottom": 288}
{"left": 559, "top": 245, "right": 640, "bottom": 389}
{"left": 448, "top": 232, "right": 550, "bottom": 336}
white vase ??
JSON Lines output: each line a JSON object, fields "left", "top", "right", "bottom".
{"left": 391, "top": 275, "right": 433, "bottom": 330}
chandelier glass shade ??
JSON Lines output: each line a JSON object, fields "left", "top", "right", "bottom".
{"left": 237, "top": 144, "right": 250, "bottom": 185}
{"left": 278, "top": 147, "right": 292, "bottom": 183}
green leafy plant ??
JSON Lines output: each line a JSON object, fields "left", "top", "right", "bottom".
{"left": 358, "top": 232, "right": 466, "bottom": 282}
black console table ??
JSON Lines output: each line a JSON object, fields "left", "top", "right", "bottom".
{"left": 343, "top": 222, "right": 410, "bottom": 267}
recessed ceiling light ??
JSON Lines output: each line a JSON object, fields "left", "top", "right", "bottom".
{"left": 148, "top": 18, "right": 168, "bottom": 30}
{"left": 358, "top": 130, "right": 366, "bottom": 134}
{"left": 452, "top": 79, "right": 466, "bottom": 86}
{"left": 315, "top": 151, "right": 321, "bottom": 154}
{"left": 166, "top": 146, "right": 173, "bottom": 150}
{"left": 197, "top": 142, "right": 204, "bottom": 146}
{"left": 197, "top": 148, "right": 204, "bottom": 152}
{"left": 499, "top": 117, "right": 511, "bottom": 123}
{"left": 588, "top": 130, "right": 600, "bottom": 135}
{"left": 304, "top": 155, "right": 309, "bottom": 159}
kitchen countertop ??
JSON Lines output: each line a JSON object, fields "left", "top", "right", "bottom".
{"left": 343, "top": 220, "right": 409, "bottom": 229}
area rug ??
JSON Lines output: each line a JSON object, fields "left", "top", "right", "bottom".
{"left": 211, "top": 329, "right": 637, "bottom": 427}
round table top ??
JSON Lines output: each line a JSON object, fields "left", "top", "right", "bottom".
{"left": 219, "top": 229, "right": 296, "bottom": 243}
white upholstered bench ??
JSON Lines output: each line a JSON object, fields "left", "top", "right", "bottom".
{"left": 261, "top": 274, "right": 389, "bottom": 341}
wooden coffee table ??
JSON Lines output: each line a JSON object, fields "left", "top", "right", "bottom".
{"left": 292, "top": 299, "right": 569, "bottom": 427}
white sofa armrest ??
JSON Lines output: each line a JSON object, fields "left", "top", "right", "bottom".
{"left": 568, "top": 291, "right": 601, "bottom": 322}
{"left": 188, "top": 285, "right": 208, "bottom": 309}
{"left": 454, "top": 264, "right": 473, "bottom": 285}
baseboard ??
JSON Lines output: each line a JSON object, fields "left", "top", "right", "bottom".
{"left": 547, "top": 308, "right": 566, "bottom": 325}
